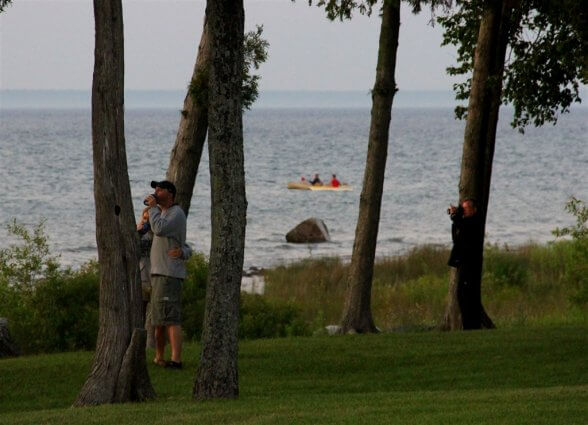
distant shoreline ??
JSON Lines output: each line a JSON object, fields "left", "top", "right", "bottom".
{"left": 0, "top": 89, "right": 463, "bottom": 109}
{"left": 3, "top": 88, "right": 587, "bottom": 111}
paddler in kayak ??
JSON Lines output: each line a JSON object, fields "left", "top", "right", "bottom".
{"left": 310, "top": 173, "right": 323, "bottom": 186}
{"left": 330, "top": 174, "right": 340, "bottom": 188}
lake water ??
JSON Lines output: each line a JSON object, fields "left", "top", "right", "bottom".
{"left": 1, "top": 91, "right": 586, "bottom": 269}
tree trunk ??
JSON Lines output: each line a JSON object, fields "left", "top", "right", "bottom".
{"left": 442, "top": 270, "right": 496, "bottom": 330}
{"left": 166, "top": 16, "right": 211, "bottom": 216}
{"left": 440, "top": 269, "right": 462, "bottom": 331}
{"left": 193, "top": 0, "right": 246, "bottom": 400}
{"left": 74, "top": 0, "right": 154, "bottom": 406}
{"left": 339, "top": 0, "right": 401, "bottom": 334}
{"left": 443, "top": 0, "right": 519, "bottom": 330}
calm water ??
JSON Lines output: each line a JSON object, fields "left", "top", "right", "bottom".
{"left": 1, "top": 104, "right": 586, "bottom": 269}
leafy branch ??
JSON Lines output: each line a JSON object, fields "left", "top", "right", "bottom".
{"left": 553, "top": 197, "right": 588, "bottom": 241}
{"left": 438, "top": 0, "right": 585, "bottom": 131}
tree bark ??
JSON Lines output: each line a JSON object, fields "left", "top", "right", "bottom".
{"left": 339, "top": 0, "right": 401, "bottom": 334}
{"left": 166, "top": 16, "right": 211, "bottom": 216}
{"left": 440, "top": 269, "right": 462, "bottom": 331}
{"left": 74, "top": 0, "right": 154, "bottom": 406}
{"left": 443, "top": 0, "right": 519, "bottom": 330}
{"left": 193, "top": 0, "right": 246, "bottom": 400}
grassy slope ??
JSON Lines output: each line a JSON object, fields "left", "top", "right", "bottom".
{"left": 1, "top": 326, "right": 587, "bottom": 424}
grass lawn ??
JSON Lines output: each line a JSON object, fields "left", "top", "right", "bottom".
{"left": 1, "top": 325, "right": 587, "bottom": 424}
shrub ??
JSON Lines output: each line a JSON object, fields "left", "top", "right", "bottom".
{"left": 552, "top": 196, "right": 588, "bottom": 240}
{"left": 552, "top": 197, "right": 588, "bottom": 307}
{"left": 181, "top": 253, "right": 209, "bottom": 340}
{"left": 0, "top": 219, "right": 60, "bottom": 288}
{"left": 239, "top": 293, "right": 310, "bottom": 339}
{"left": 23, "top": 263, "right": 99, "bottom": 352}
{"left": 0, "top": 262, "right": 99, "bottom": 354}
{"left": 0, "top": 220, "right": 99, "bottom": 354}
{"left": 182, "top": 255, "right": 310, "bottom": 340}
{"left": 0, "top": 220, "right": 316, "bottom": 352}
{"left": 483, "top": 244, "right": 529, "bottom": 288}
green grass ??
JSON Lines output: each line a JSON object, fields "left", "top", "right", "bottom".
{"left": 1, "top": 325, "right": 587, "bottom": 424}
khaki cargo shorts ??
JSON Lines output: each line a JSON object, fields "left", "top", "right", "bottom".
{"left": 150, "top": 275, "right": 182, "bottom": 326}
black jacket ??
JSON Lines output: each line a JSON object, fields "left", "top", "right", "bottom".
{"left": 448, "top": 213, "right": 481, "bottom": 268}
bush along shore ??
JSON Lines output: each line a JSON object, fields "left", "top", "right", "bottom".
{"left": 0, "top": 199, "right": 586, "bottom": 355}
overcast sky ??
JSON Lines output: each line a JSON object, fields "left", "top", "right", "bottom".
{"left": 1, "top": 0, "right": 460, "bottom": 92}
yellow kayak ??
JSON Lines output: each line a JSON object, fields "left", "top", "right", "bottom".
{"left": 287, "top": 182, "right": 352, "bottom": 191}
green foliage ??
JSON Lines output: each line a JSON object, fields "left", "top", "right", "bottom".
{"left": 552, "top": 197, "right": 588, "bottom": 307}
{"left": 188, "top": 68, "right": 209, "bottom": 109}
{"left": 265, "top": 239, "right": 587, "bottom": 329}
{"left": 181, "top": 253, "right": 311, "bottom": 340}
{"left": 25, "top": 265, "right": 99, "bottom": 353}
{"left": 239, "top": 293, "right": 310, "bottom": 338}
{"left": 0, "top": 222, "right": 309, "bottom": 350}
{"left": 0, "top": 263, "right": 99, "bottom": 354}
{"left": 373, "top": 273, "right": 448, "bottom": 328}
{"left": 188, "top": 25, "right": 269, "bottom": 111}
{"left": 264, "top": 257, "right": 347, "bottom": 326}
{"left": 310, "top": 0, "right": 450, "bottom": 21}
{"left": 181, "top": 253, "right": 209, "bottom": 341}
{"left": 375, "top": 245, "right": 450, "bottom": 286}
{"left": 483, "top": 244, "right": 529, "bottom": 288}
{"left": 0, "top": 0, "right": 12, "bottom": 13}
{"left": 438, "top": 0, "right": 585, "bottom": 131}
{"left": 2, "top": 215, "right": 585, "bottom": 353}
{"left": 437, "top": 0, "right": 484, "bottom": 120}
{"left": 553, "top": 196, "right": 588, "bottom": 240}
{"left": 0, "top": 220, "right": 98, "bottom": 353}
{"left": 0, "top": 219, "right": 60, "bottom": 289}
{"left": 242, "top": 25, "right": 269, "bottom": 110}
{"left": 313, "top": 0, "right": 377, "bottom": 20}
{"left": 505, "top": 1, "right": 584, "bottom": 129}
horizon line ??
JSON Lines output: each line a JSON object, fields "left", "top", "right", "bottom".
{"left": 0, "top": 88, "right": 456, "bottom": 93}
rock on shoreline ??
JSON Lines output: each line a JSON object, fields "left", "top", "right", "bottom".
{"left": 286, "top": 218, "right": 330, "bottom": 243}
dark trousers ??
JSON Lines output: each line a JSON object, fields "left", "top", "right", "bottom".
{"left": 457, "top": 266, "right": 482, "bottom": 329}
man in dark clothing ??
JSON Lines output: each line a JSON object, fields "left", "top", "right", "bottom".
{"left": 310, "top": 173, "right": 322, "bottom": 186}
{"left": 448, "top": 199, "right": 483, "bottom": 329}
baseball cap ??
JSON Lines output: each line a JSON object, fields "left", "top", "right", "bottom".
{"left": 150, "top": 180, "right": 177, "bottom": 196}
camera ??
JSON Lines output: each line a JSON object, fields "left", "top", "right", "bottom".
{"left": 447, "top": 205, "right": 464, "bottom": 217}
{"left": 143, "top": 193, "right": 158, "bottom": 206}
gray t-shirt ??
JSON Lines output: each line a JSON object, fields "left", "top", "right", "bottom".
{"left": 148, "top": 204, "right": 192, "bottom": 279}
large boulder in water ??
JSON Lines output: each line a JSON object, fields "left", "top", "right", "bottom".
{"left": 286, "top": 218, "right": 330, "bottom": 243}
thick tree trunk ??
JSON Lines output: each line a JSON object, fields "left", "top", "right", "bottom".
{"left": 166, "top": 16, "right": 211, "bottom": 216}
{"left": 339, "top": 0, "right": 400, "bottom": 334}
{"left": 442, "top": 269, "right": 496, "bottom": 330}
{"left": 443, "top": 0, "right": 519, "bottom": 330}
{"left": 441, "top": 269, "right": 462, "bottom": 330}
{"left": 74, "top": 0, "right": 154, "bottom": 406}
{"left": 193, "top": 0, "right": 246, "bottom": 400}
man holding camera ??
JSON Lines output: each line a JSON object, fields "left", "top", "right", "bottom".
{"left": 448, "top": 199, "right": 483, "bottom": 329}
{"left": 145, "top": 180, "right": 192, "bottom": 369}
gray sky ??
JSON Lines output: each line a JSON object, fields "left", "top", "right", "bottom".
{"left": 1, "top": 0, "right": 459, "bottom": 91}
